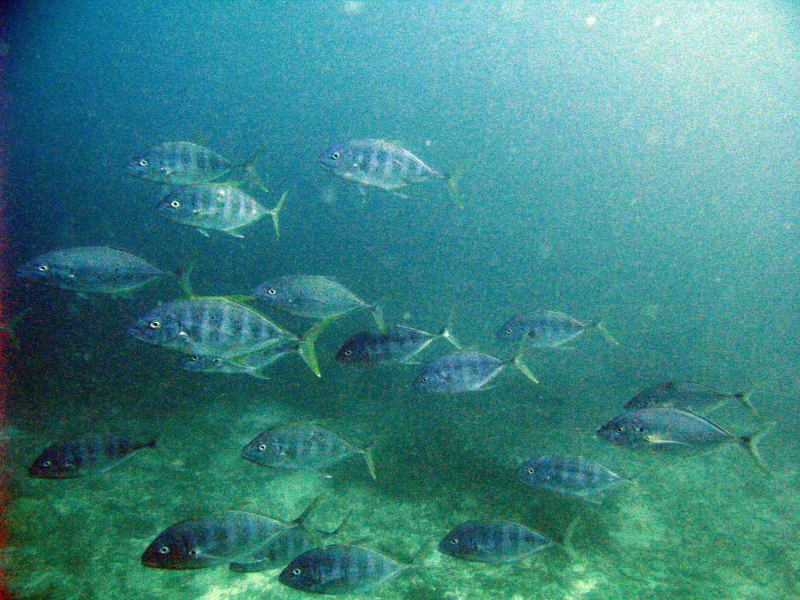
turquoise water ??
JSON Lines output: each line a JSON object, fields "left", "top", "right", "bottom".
{"left": 4, "top": 1, "right": 800, "bottom": 598}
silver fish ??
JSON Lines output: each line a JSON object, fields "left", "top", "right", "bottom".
{"left": 126, "top": 142, "right": 263, "bottom": 185}
{"left": 177, "top": 342, "right": 299, "bottom": 380}
{"left": 28, "top": 434, "right": 156, "bottom": 479}
{"left": 241, "top": 422, "right": 376, "bottom": 479}
{"left": 597, "top": 407, "right": 770, "bottom": 474}
{"left": 229, "top": 527, "right": 319, "bottom": 573}
{"left": 253, "top": 275, "right": 380, "bottom": 323}
{"left": 496, "top": 310, "right": 617, "bottom": 348}
{"left": 141, "top": 510, "right": 299, "bottom": 570}
{"left": 517, "top": 455, "right": 628, "bottom": 501}
{"left": 625, "top": 381, "right": 759, "bottom": 417}
{"left": 335, "top": 325, "right": 458, "bottom": 366}
{"left": 438, "top": 520, "right": 552, "bottom": 563}
{"left": 412, "top": 350, "right": 538, "bottom": 393}
{"left": 319, "top": 139, "right": 444, "bottom": 193}
{"left": 16, "top": 247, "right": 165, "bottom": 295}
{"left": 278, "top": 544, "right": 408, "bottom": 595}
{"left": 158, "top": 186, "right": 286, "bottom": 238}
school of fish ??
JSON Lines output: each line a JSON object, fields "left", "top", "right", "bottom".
{"left": 15, "top": 138, "right": 774, "bottom": 596}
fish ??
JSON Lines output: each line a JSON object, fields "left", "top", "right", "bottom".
{"left": 335, "top": 325, "right": 459, "bottom": 366}
{"left": 495, "top": 310, "right": 618, "bottom": 348}
{"left": 157, "top": 185, "right": 286, "bottom": 238}
{"left": 241, "top": 422, "right": 376, "bottom": 479}
{"left": 126, "top": 142, "right": 263, "bottom": 185}
{"left": 597, "top": 407, "right": 771, "bottom": 475}
{"left": 318, "top": 138, "right": 459, "bottom": 202}
{"left": 624, "top": 381, "right": 760, "bottom": 417}
{"left": 412, "top": 350, "right": 538, "bottom": 393}
{"left": 176, "top": 342, "right": 299, "bottom": 380}
{"left": 141, "top": 510, "right": 302, "bottom": 570}
{"left": 253, "top": 275, "right": 382, "bottom": 325}
{"left": 16, "top": 247, "right": 166, "bottom": 295}
{"left": 230, "top": 511, "right": 348, "bottom": 573}
{"left": 438, "top": 520, "right": 553, "bottom": 563}
{"left": 278, "top": 544, "right": 408, "bottom": 595}
{"left": 28, "top": 434, "right": 157, "bottom": 479}
{"left": 228, "top": 527, "right": 319, "bottom": 573}
{"left": 517, "top": 455, "right": 628, "bottom": 501}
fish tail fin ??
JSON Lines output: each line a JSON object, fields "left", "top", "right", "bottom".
{"left": 298, "top": 317, "right": 334, "bottom": 378}
{"left": 735, "top": 388, "right": 763, "bottom": 420}
{"left": 238, "top": 143, "right": 268, "bottom": 171}
{"left": 740, "top": 423, "right": 774, "bottom": 476}
{"left": 268, "top": 190, "right": 288, "bottom": 237}
{"left": 363, "top": 443, "right": 377, "bottom": 479}
{"left": 371, "top": 304, "right": 386, "bottom": 332}
{"left": 174, "top": 251, "right": 201, "bottom": 298}
{"left": 443, "top": 159, "right": 472, "bottom": 209}
{"left": 559, "top": 516, "right": 582, "bottom": 563}
{"left": 292, "top": 494, "right": 323, "bottom": 527}
{"left": 512, "top": 352, "right": 539, "bottom": 384}
{"left": 592, "top": 320, "right": 620, "bottom": 346}
{"left": 0, "top": 308, "right": 31, "bottom": 350}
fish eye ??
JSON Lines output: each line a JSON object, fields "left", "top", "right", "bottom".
{"left": 526, "top": 467, "right": 534, "bottom": 475}
{"left": 170, "top": 200, "right": 180, "bottom": 208}
{"left": 343, "top": 350, "right": 352, "bottom": 356}
{"left": 331, "top": 151, "right": 340, "bottom": 159}
{"left": 292, "top": 567, "right": 302, "bottom": 576}
{"left": 636, "top": 426, "right": 645, "bottom": 433}
{"left": 189, "top": 356, "right": 199, "bottom": 361}
{"left": 41, "top": 459, "right": 52, "bottom": 467}
{"left": 504, "top": 327, "right": 512, "bottom": 334}
{"left": 149, "top": 321, "right": 161, "bottom": 329}
{"left": 616, "top": 426, "right": 625, "bottom": 433}
{"left": 258, "top": 443, "right": 267, "bottom": 451}
{"left": 37, "top": 264, "right": 49, "bottom": 272}
{"left": 267, "top": 288, "right": 277, "bottom": 295}
{"left": 420, "top": 377, "right": 428, "bottom": 383}
{"left": 139, "top": 159, "right": 148, "bottom": 166}
{"left": 158, "top": 546, "right": 169, "bottom": 555}
{"left": 449, "top": 537, "right": 459, "bottom": 545}
{"left": 188, "top": 549, "right": 197, "bottom": 557}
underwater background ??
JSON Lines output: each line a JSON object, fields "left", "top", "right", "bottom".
{"left": 3, "top": 0, "right": 800, "bottom": 598}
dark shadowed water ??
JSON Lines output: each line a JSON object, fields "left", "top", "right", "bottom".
{"left": 3, "top": 1, "right": 800, "bottom": 598}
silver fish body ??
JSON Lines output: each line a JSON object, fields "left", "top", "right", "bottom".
{"left": 625, "top": 381, "right": 751, "bottom": 414}
{"left": 177, "top": 343, "right": 298, "bottom": 378}
{"left": 412, "top": 350, "right": 537, "bottom": 393}
{"left": 141, "top": 511, "right": 292, "bottom": 570}
{"left": 28, "top": 434, "right": 156, "bottom": 479}
{"left": 335, "top": 325, "right": 448, "bottom": 365}
{"left": 278, "top": 544, "right": 406, "bottom": 595}
{"left": 126, "top": 142, "right": 251, "bottom": 185}
{"left": 128, "top": 297, "right": 295, "bottom": 358}
{"left": 253, "top": 275, "right": 372, "bottom": 320}
{"left": 241, "top": 422, "right": 375, "bottom": 479}
{"left": 597, "top": 408, "right": 770, "bottom": 474}
{"left": 158, "top": 184, "right": 277, "bottom": 238}
{"left": 438, "top": 520, "right": 552, "bottom": 563}
{"left": 496, "top": 310, "right": 587, "bottom": 348}
{"left": 16, "top": 247, "right": 165, "bottom": 295}
{"left": 318, "top": 139, "right": 443, "bottom": 193}
{"left": 517, "top": 455, "right": 627, "bottom": 499}
{"left": 229, "top": 527, "right": 319, "bottom": 573}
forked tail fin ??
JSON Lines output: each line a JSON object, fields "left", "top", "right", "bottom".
{"left": 298, "top": 317, "right": 335, "bottom": 377}
{"left": 268, "top": 190, "right": 288, "bottom": 238}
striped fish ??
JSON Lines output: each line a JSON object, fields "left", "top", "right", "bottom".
{"left": 28, "top": 433, "right": 156, "bottom": 479}
{"left": 318, "top": 139, "right": 462, "bottom": 206}
{"left": 126, "top": 142, "right": 263, "bottom": 185}
{"left": 158, "top": 186, "right": 286, "bottom": 238}
{"left": 128, "top": 297, "right": 295, "bottom": 359}
{"left": 16, "top": 247, "right": 165, "bottom": 295}
{"left": 625, "top": 381, "right": 760, "bottom": 417}
{"left": 438, "top": 520, "right": 552, "bottom": 563}
{"left": 335, "top": 325, "right": 458, "bottom": 366}
{"left": 241, "top": 422, "right": 376, "bottom": 479}
{"left": 176, "top": 342, "right": 299, "bottom": 380}
{"left": 412, "top": 350, "right": 538, "bottom": 393}
{"left": 278, "top": 544, "right": 408, "bottom": 595}
{"left": 141, "top": 510, "right": 297, "bottom": 570}
{"left": 496, "top": 310, "right": 618, "bottom": 348}
{"left": 517, "top": 455, "right": 628, "bottom": 501}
